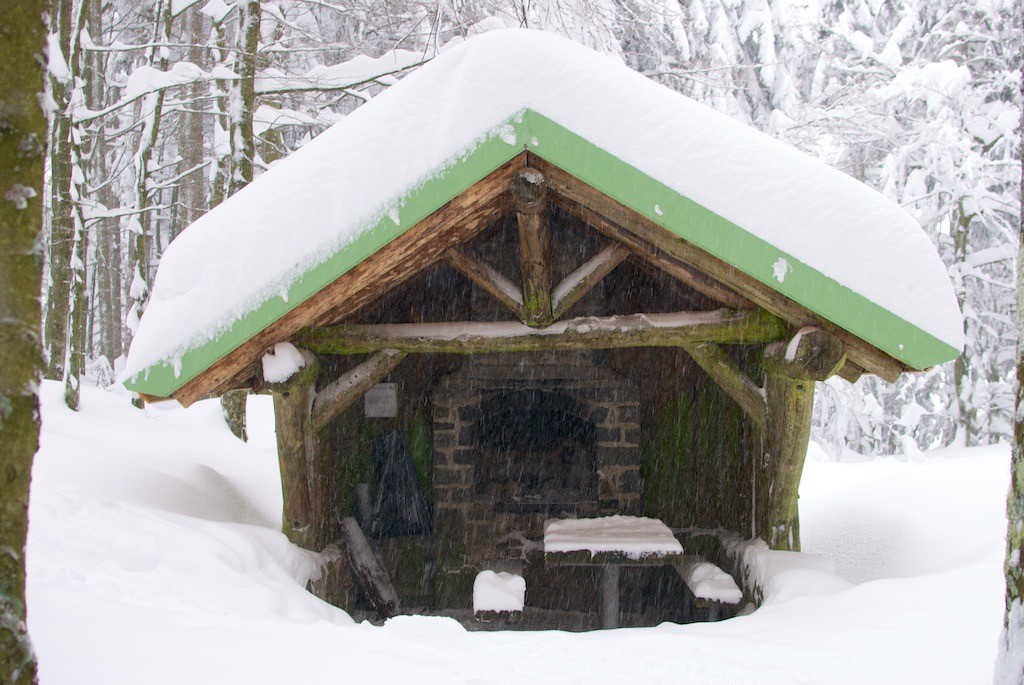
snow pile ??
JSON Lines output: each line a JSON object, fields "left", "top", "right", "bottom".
{"left": 799, "top": 441, "right": 1010, "bottom": 583}
{"left": 721, "top": 535, "right": 851, "bottom": 605}
{"left": 544, "top": 515, "right": 683, "bottom": 558}
{"left": 677, "top": 558, "right": 743, "bottom": 605}
{"left": 261, "top": 342, "right": 306, "bottom": 383}
{"left": 124, "top": 29, "right": 961, "bottom": 389}
{"left": 473, "top": 571, "right": 526, "bottom": 613}
{"left": 26, "top": 383, "right": 1008, "bottom": 683}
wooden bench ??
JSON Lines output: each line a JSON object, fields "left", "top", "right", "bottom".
{"left": 673, "top": 555, "right": 743, "bottom": 621}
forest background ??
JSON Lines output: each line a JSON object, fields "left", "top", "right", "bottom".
{"left": 41, "top": 0, "right": 1022, "bottom": 456}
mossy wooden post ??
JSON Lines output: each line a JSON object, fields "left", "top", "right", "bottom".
{"left": 512, "top": 167, "right": 553, "bottom": 327}
{"left": 760, "top": 329, "right": 845, "bottom": 550}
{"left": 266, "top": 353, "right": 331, "bottom": 550}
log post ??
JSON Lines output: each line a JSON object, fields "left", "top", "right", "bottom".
{"left": 266, "top": 351, "right": 335, "bottom": 551}
{"left": 758, "top": 328, "right": 845, "bottom": 550}
{"left": 512, "top": 168, "right": 553, "bottom": 327}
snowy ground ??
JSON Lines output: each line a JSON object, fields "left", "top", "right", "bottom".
{"left": 27, "top": 381, "right": 1008, "bottom": 683}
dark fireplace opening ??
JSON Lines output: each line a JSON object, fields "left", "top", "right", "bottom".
{"left": 475, "top": 389, "right": 597, "bottom": 514}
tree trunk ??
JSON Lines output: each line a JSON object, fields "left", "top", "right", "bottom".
{"left": 221, "top": 389, "right": 248, "bottom": 441}
{"left": 175, "top": 4, "right": 208, "bottom": 233}
{"left": 125, "top": 0, "right": 171, "bottom": 362}
{"left": 219, "top": 0, "right": 261, "bottom": 439}
{"left": 0, "top": 1, "right": 47, "bottom": 680}
{"left": 43, "top": 0, "right": 76, "bottom": 381}
{"left": 994, "top": 56, "right": 1024, "bottom": 685}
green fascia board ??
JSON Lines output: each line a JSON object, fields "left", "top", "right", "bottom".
{"left": 520, "top": 111, "right": 959, "bottom": 371}
{"left": 126, "top": 109, "right": 958, "bottom": 398}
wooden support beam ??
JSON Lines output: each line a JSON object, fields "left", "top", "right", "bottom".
{"left": 682, "top": 341, "right": 766, "bottom": 428}
{"left": 532, "top": 155, "right": 908, "bottom": 382}
{"left": 311, "top": 349, "right": 407, "bottom": 431}
{"left": 758, "top": 330, "right": 844, "bottom": 551}
{"left": 339, "top": 517, "right": 401, "bottom": 618}
{"left": 512, "top": 168, "right": 553, "bottom": 327}
{"left": 552, "top": 194, "right": 754, "bottom": 310}
{"left": 296, "top": 308, "right": 788, "bottom": 356}
{"left": 444, "top": 248, "right": 523, "bottom": 319}
{"left": 552, "top": 243, "right": 630, "bottom": 320}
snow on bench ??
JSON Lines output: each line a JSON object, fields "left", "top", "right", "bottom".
{"left": 473, "top": 570, "right": 526, "bottom": 622}
{"left": 673, "top": 555, "right": 743, "bottom": 608}
{"left": 543, "top": 515, "right": 684, "bottom": 563}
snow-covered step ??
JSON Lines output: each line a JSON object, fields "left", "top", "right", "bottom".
{"left": 473, "top": 570, "right": 526, "bottom": 623}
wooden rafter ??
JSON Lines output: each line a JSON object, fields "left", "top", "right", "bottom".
{"left": 311, "top": 349, "right": 407, "bottom": 430}
{"left": 295, "top": 308, "right": 788, "bottom": 356}
{"left": 682, "top": 341, "right": 766, "bottom": 428}
{"left": 531, "top": 154, "right": 907, "bottom": 382}
{"left": 551, "top": 243, "right": 631, "bottom": 320}
{"left": 171, "top": 154, "right": 527, "bottom": 405}
{"left": 512, "top": 168, "right": 553, "bottom": 327}
{"left": 444, "top": 248, "right": 523, "bottom": 319}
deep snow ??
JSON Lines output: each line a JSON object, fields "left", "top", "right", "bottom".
{"left": 27, "top": 382, "right": 1007, "bottom": 683}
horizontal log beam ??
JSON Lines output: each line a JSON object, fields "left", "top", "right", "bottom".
{"left": 295, "top": 308, "right": 788, "bottom": 356}
{"left": 682, "top": 341, "right": 766, "bottom": 428}
{"left": 311, "top": 349, "right": 407, "bottom": 430}
{"left": 552, "top": 243, "right": 630, "bottom": 320}
{"left": 444, "top": 248, "right": 524, "bottom": 320}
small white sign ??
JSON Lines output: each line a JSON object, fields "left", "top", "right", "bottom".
{"left": 365, "top": 383, "right": 398, "bottom": 418}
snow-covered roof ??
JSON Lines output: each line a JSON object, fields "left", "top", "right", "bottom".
{"left": 124, "top": 29, "right": 962, "bottom": 399}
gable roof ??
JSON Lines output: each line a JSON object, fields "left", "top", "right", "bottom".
{"left": 123, "top": 29, "right": 962, "bottom": 401}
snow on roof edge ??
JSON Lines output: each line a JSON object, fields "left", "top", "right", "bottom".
{"left": 124, "top": 29, "right": 963, "bottom": 395}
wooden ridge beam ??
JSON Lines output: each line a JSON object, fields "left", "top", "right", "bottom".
{"left": 531, "top": 155, "right": 907, "bottom": 382}
{"left": 682, "top": 341, "right": 766, "bottom": 428}
{"left": 311, "top": 349, "right": 407, "bottom": 430}
{"left": 512, "top": 168, "right": 553, "bottom": 327}
{"left": 552, "top": 243, "right": 631, "bottom": 320}
{"left": 444, "top": 248, "right": 524, "bottom": 319}
{"left": 295, "top": 308, "right": 788, "bottom": 356}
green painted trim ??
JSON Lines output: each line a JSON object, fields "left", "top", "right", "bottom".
{"left": 520, "top": 110, "right": 959, "bottom": 371}
{"left": 126, "top": 109, "right": 958, "bottom": 397}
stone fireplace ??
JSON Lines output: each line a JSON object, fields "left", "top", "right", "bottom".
{"left": 431, "top": 354, "right": 642, "bottom": 573}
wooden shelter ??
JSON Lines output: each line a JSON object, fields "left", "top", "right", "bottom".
{"left": 124, "top": 31, "right": 961, "bottom": 621}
